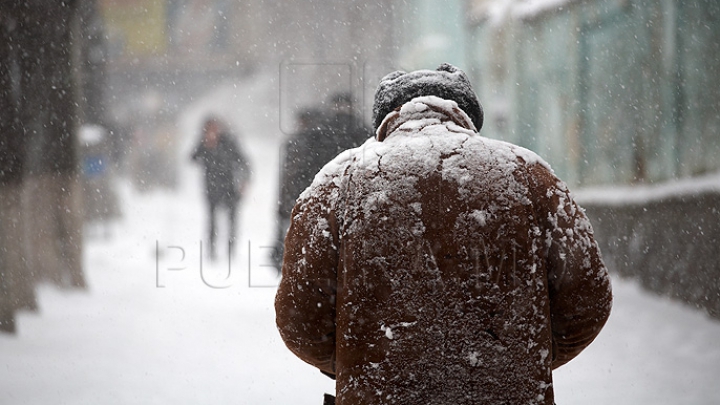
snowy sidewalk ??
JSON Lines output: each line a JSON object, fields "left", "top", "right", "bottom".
{"left": 2, "top": 176, "right": 720, "bottom": 404}
{"left": 2, "top": 76, "right": 720, "bottom": 404}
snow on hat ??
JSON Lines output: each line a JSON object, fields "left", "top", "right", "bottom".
{"left": 372, "top": 63, "right": 484, "bottom": 132}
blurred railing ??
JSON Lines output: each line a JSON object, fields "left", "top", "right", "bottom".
{"left": 576, "top": 175, "right": 720, "bottom": 320}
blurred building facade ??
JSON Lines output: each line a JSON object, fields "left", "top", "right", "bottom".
{"left": 99, "top": 0, "right": 404, "bottom": 188}
{"left": 465, "top": 0, "right": 720, "bottom": 187}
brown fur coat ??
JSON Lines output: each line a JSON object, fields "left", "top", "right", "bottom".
{"left": 276, "top": 96, "right": 612, "bottom": 405}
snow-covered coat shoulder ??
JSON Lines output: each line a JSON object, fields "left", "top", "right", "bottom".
{"left": 276, "top": 96, "right": 612, "bottom": 405}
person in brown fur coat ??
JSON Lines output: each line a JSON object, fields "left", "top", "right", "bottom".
{"left": 275, "top": 64, "right": 612, "bottom": 405}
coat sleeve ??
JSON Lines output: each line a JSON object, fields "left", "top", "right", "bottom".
{"left": 278, "top": 139, "right": 300, "bottom": 219}
{"left": 225, "top": 135, "right": 251, "bottom": 182}
{"left": 527, "top": 163, "right": 613, "bottom": 370}
{"left": 275, "top": 180, "right": 339, "bottom": 376}
{"left": 235, "top": 147, "right": 251, "bottom": 187}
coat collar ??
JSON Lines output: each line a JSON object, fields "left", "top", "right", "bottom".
{"left": 375, "top": 96, "right": 477, "bottom": 141}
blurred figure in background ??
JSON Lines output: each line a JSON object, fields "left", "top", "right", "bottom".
{"left": 273, "top": 108, "right": 325, "bottom": 270}
{"left": 273, "top": 96, "right": 373, "bottom": 271}
{"left": 325, "top": 91, "right": 373, "bottom": 157}
{"left": 191, "top": 116, "right": 250, "bottom": 260}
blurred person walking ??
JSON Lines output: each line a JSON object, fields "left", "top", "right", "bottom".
{"left": 275, "top": 64, "right": 612, "bottom": 404}
{"left": 325, "top": 91, "right": 373, "bottom": 156}
{"left": 273, "top": 108, "right": 325, "bottom": 268}
{"left": 191, "top": 116, "right": 250, "bottom": 260}
{"left": 273, "top": 98, "right": 372, "bottom": 270}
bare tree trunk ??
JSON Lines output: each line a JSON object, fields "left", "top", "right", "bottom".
{"left": 1, "top": 0, "right": 94, "bottom": 332}
{"left": 22, "top": 173, "right": 85, "bottom": 288}
{"left": 19, "top": 1, "right": 85, "bottom": 288}
{"left": 0, "top": 5, "right": 37, "bottom": 334}
{"left": 0, "top": 183, "right": 37, "bottom": 333}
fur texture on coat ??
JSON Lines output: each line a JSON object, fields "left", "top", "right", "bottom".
{"left": 276, "top": 95, "right": 612, "bottom": 405}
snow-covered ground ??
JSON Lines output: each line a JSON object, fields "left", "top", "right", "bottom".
{"left": 2, "top": 75, "right": 720, "bottom": 404}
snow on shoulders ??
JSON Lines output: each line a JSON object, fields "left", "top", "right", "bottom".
{"left": 297, "top": 96, "right": 558, "bottom": 209}
{"left": 297, "top": 138, "right": 377, "bottom": 201}
{"left": 478, "top": 136, "right": 554, "bottom": 173}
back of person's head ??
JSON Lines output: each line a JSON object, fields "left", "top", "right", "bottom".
{"left": 372, "top": 63, "right": 483, "bottom": 132}
{"left": 330, "top": 92, "right": 353, "bottom": 113}
{"left": 202, "top": 116, "right": 224, "bottom": 135}
{"left": 296, "top": 107, "right": 324, "bottom": 131}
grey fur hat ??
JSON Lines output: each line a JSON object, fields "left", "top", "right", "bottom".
{"left": 372, "top": 63, "right": 484, "bottom": 132}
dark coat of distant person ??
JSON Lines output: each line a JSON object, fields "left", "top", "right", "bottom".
{"left": 278, "top": 109, "right": 327, "bottom": 221}
{"left": 274, "top": 101, "right": 372, "bottom": 269}
{"left": 325, "top": 91, "right": 372, "bottom": 157}
{"left": 280, "top": 95, "right": 372, "bottom": 219}
{"left": 191, "top": 124, "right": 249, "bottom": 204}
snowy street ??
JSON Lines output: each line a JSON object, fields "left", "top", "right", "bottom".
{"left": 2, "top": 76, "right": 720, "bottom": 404}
